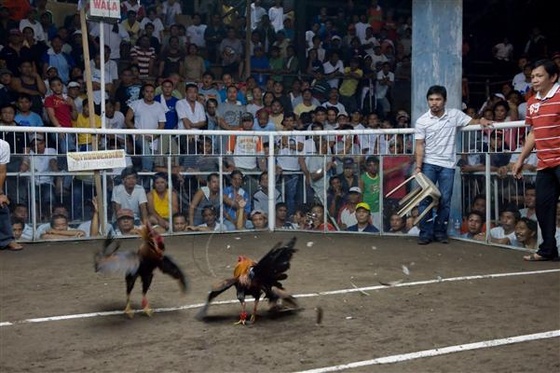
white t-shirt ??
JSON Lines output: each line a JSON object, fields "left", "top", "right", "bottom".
{"left": 414, "top": 108, "right": 472, "bottom": 169}
{"left": 268, "top": 6, "right": 284, "bottom": 32}
{"left": 29, "top": 148, "right": 57, "bottom": 185}
{"left": 323, "top": 60, "right": 344, "bottom": 88}
{"left": 249, "top": 4, "right": 267, "bottom": 30}
{"left": 111, "top": 184, "right": 148, "bottom": 219}
{"left": 490, "top": 226, "right": 517, "bottom": 245}
{"left": 89, "top": 23, "right": 129, "bottom": 60}
{"left": 0, "top": 139, "right": 9, "bottom": 164}
{"left": 197, "top": 222, "right": 225, "bottom": 231}
{"left": 128, "top": 99, "right": 167, "bottom": 130}
{"left": 339, "top": 206, "right": 358, "bottom": 228}
{"left": 186, "top": 24, "right": 207, "bottom": 48}
{"left": 19, "top": 19, "right": 46, "bottom": 42}
{"left": 161, "top": 1, "right": 182, "bottom": 27}
{"left": 176, "top": 99, "right": 206, "bottom": 128}
{"left": 375, "top": 70, "right": 395, "bottom": 99}
{"left": 90, "top": 60, "right": 118, "bottom": 104}
{"left": 230, "top": 135, "right": 264, "bottom": 170}
{"left": 276, "top": 135, "right": 304, "bottom": 171}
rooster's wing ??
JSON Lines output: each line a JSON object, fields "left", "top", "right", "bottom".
{"left": 159, "top": 255, "right": 188, "bottom": 293}
{"left": 252, "top": 237, "right": 297, "bottom": 286}
{"left": 94, "top": 233, "right": 140, "bottom": 275}
{"left": 195, "top": 277, "right": 238, "bottom": 320}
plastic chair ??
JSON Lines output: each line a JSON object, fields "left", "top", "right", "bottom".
{"left": 386, "top": 172, "right": 441, "bottom": 226}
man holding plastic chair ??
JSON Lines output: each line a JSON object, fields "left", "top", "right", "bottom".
{"left": 414, "top": 85, "right": 492, "bottom": 245}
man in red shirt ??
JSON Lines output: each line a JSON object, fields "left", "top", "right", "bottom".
{"left": 44, "top": 77, "right": 78, "bottom": 154}
{"left": 512, "top": 59, "right": 560, "bottom": 261}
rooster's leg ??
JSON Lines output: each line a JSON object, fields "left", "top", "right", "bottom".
{"left": 141, "top": 295, "right": 153, "bottom": 317}
{"left": 124, "top": 294, "right": 134, "bottom": 318}
{"left": 141, "top": 273, "right": 154, "bottom": 317}
{"left": 124, "top": 274, "right": 137, "bottom": 318}
{"left": 250, "top": 299, "right": 259, "bottom": 323}
{"left": 234, "top": 301, "right": 248, "bottom": 325}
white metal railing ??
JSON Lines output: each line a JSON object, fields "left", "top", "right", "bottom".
{"left": 0, "top": 121, "right": 535, "bottom": 252}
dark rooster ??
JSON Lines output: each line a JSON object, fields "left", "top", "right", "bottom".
{"left": 196, "top": 237, "right": 299, "bottom": 325}
{"left": 94, "top": 224, "right": 187, "bottom": 318}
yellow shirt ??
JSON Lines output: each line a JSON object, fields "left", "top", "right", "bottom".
{"left": 73, "top": 114, "right": 101, "bottom": 145}
{"left": 151, "top": 190, "right": 170, "bottom": 219}
{"left": 340, "top": 67, "right": 363, "bottom": 97}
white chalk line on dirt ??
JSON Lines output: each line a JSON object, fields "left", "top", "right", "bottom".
{"left": 291, "top": 330, "right": 560, "bottom": 373}
{"left": 1, "top": 268, "right": 558, "bottom": 327}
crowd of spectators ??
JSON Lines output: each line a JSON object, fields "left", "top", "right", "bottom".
{"left": 0, "top": 1, "right": 557, "bottom": 255}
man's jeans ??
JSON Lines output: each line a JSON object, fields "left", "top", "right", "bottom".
{"left": 535, "top": 165, "right": 560, "bottom": 258}
{"left": 280, "top": 173, "right": 300, "bottom": 217}
{"left": 418, "top": 163, "right": 455, "bottom": 241}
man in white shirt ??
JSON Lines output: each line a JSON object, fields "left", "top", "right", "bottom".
{"left": 275, "top": 113, "right": 303, "bottom": 215}
{"left": 0, "top": 139, "right": 23, "bottom": 250}
{"left": 414, "top": 85, "right": 492, "bottom": 245}
{"left": 249, "top": 0, "right": 267, "bottom": 30}
{"left": 268, "top": 0, "right": 285, "bottom": 33}
{"left": 375, "top": 62, "right": 394, "bottom": 119}
{"left": 125, "top": 84, "right": 166, "bottom": 171}
{"left": 186, "top": 13, "right": 207, "bottom": 49}
{"left": 90, "top": 22, "right": 130, "bottom": 60}
{"left": 160, "top": 0, "right": 182, "bottom": 28}
{"left": 323, "top": 51, "right": 344, "bottom": 89}
{"left": 19, "top": 8, "right": 45, "bottom": 42}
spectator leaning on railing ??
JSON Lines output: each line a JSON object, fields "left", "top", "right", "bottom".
{"left": 512, "top": 59, "right": 560, "bottom": 262}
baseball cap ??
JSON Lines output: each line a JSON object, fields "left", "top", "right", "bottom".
{"left": 356, "top": 202, "right": 371, "bottom": 211}
{"left": 349, "top": 186, "right": 362, "bottom": 194}
{"left": 343, "top": 158, "right": 355, "bottom": 168}
{"left": 46, "top": 66, "right": 57, "bottom": 72}
{"left": 9, "top": 28, "right": 22, "bottom": 36}
{"left": 397, "top": 111, "right": 410, "bottom": 120}
{"left": 0, "top": 68, "right": 13, "bottom": 76}
{"left": 332, "top": 35, "right": 342, "bottom": 41}
{"left": 68, "top": 81, "right": 81, "bottom": 88}
{"left": 29, "top": 133, "right": 45, "bottom": 142}
{"left": 116, "top": 209, "right": 134, "bottom": 220}
{"left": 250, "top": 209, "right": 267, "bottom": 218}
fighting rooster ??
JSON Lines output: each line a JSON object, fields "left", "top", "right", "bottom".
{"left": 94, "top": 224, "right": 187, "bottom": 318}
{"left": 196, "top": 237, "right": 299, "bottom": 325}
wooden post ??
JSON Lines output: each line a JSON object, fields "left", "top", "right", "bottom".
{"left": 79, "top": 6, "right": 106, "bottom": 234}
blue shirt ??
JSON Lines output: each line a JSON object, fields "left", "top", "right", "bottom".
{"left": 252, "top": 120, "right": 275, "bottom": 131}
{"left": 155, "top": 95, "right": 179, "bottom": 129}
{"left": 223, "top": 185, "right": 251, "bottom": 219}
{"left": 15, "top": 112, "right": 44, "bottom": 127}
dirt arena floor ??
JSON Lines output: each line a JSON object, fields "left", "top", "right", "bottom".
{"left": 1, "top": 232, "right": 559, "bottom": 373}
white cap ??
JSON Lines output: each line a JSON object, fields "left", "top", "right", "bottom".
{"left": 349, "top": 186, "right": 362, "bottom": 194}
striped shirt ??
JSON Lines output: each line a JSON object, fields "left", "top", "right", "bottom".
{"left": 414, "top": 108, "right": 472, "bottom": 169}
{"left": 130, "top": 46, "right": 156, "bottom": 78}
{"left": 526, "top": 83, "right": 560, "bottom": 170}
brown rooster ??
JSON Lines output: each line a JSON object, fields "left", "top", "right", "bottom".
{"left": 94, "top": 224, "right": 187, "bottom": 318}
{"left": 196, "top": 237, "right": 299, "bottom": 325}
